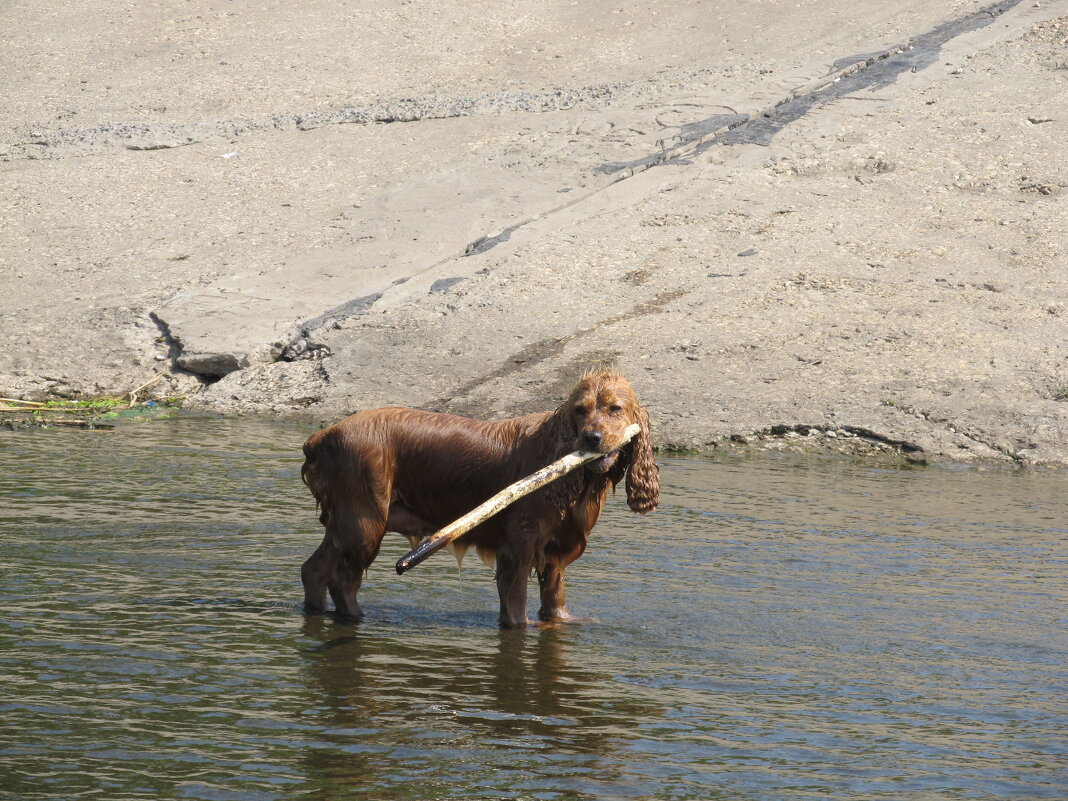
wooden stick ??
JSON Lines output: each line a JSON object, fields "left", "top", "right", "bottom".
{"left": 395, "top": 422, "right": 641, "bottom": 575}
{"left": 0, "top": 407, "right": 99, "bottom": 413}
{"left": 127, "top": 372, "right": 166, "bottom": 404}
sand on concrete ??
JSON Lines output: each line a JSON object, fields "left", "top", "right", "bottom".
{"left": 2, "top": 0, "right": 1066, "bottom": 464}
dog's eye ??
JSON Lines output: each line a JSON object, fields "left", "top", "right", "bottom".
{"left": 609, "top": 404, "right": 623, "bottom": 413}
{"left": 574, "top": 405, "right": 587, "bottom": 417}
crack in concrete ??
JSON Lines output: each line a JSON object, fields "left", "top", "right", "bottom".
{"left": 594, "top": 0, "right": 1025, "bottom": 173}
{"left": 898, "top": 403, "right": 1026, "bottom": 462}
{"left": 765, "top": 423, "right": 925, "bottom": 454}
{"left": 716, "top": 0, "right": 1024, "bottom": 147}
{"left": 281, "top": 292, "right": 382, "bottom": 361}
{"left": 147, "top": 311, "right": 212, "bottom": 383}
{"left": 955, "top": 428, "right": 1027, "bottom": 463}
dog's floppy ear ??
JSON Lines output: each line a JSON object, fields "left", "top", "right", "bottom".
{"left": 625, "top": 404, "right": 659, "bottom": 513}
{"left": 544, "top": 398, "right": 584, "bottom": 513}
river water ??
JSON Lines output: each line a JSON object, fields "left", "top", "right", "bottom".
{"left": 1, "top": 417, "right": 1064, "bottom": 800}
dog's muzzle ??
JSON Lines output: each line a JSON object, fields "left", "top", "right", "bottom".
{"left": 586, "top": 449, "right": 621, "bottom": 474}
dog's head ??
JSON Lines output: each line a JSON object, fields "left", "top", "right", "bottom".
{"left": 558, "top": 371, "right": 659, "bottom": 513}
{"left": 567, "top": 372, "right": 641, "bottom": 469}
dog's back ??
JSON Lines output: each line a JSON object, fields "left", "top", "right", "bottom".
{"left": 302, "top": 407, "right": 550, "bottom": 529}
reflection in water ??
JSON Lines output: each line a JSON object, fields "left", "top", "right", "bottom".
{"left": 0, "top": 418, "right": 1065, "bottom": 800}
{"left": 297, "top": 620, "right": 661, "bottom": 798}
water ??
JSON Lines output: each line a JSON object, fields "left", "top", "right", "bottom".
{"left": 1, "top": 417, "right": 1065, "bottom": 801}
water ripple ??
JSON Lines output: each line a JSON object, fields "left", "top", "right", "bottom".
{"left": 1, "top": 421, "right": 1066, "bottom": 799}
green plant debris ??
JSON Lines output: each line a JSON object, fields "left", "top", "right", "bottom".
{"left": 0, "top": 381, "right": 181, "bottom": 429}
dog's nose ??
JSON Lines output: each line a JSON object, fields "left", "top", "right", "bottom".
{"left": 582, "top": 430, "right": 604, "bottom": 450}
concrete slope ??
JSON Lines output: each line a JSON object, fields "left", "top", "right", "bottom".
{"left": 151, "top": 1, "right": 1039, "bottom": 376}
{"left": 2, "top": 0, "right": 1066, "bottom": 464}
{"left": 199, "top": 1, "right": 1068, "bottom": 464}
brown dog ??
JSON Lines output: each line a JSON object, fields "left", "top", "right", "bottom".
{"left": 300, "top": 371, "right": 659, "bottom": 628}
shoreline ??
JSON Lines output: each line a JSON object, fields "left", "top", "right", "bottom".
{"left": 10, "top": 401, "right": 1065, "bottom": 471}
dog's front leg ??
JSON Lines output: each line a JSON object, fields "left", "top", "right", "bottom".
{"left": 536, "top": 562, "right": 572, "bottom": 622}
{"left": 494, "top": 543, "right": 531, "bottom": 629}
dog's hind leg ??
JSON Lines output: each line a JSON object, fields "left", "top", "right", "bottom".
{"left": 300, "top": 535, "right": 375, "bottom": 619}
{"left": 325, "top": 483, "right": 390, "bottom": 620}
{"left": 302, "top": 488, "right": 389, "bottom": 620}
{"left": 327, "top": 549, "right": 367, "bottom": 620}
{"left": 301, "top": 537, "right": 335, "bottom": 615}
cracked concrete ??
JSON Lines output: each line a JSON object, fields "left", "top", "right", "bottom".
{"left": 2, "top": 0, "right": 1067, "bottom": 465}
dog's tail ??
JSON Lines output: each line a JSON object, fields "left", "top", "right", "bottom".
{"left": 301, "top": 437, "right": 325, "bottom": 518}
